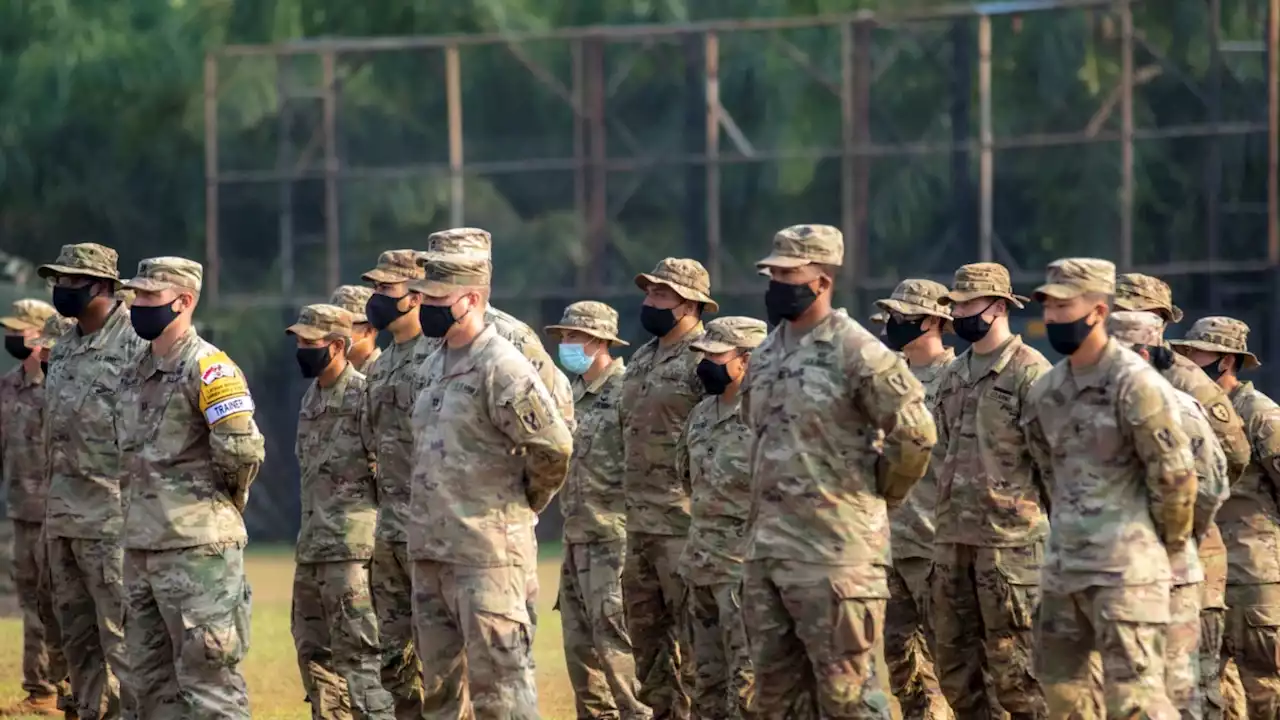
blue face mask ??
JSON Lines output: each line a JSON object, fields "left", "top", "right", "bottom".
{"left": 558, "top": 343, "right": 594, "bottom": 375}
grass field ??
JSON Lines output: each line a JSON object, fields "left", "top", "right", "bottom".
{"left": 0, "top": 545, "right": 578, "bottom": 720}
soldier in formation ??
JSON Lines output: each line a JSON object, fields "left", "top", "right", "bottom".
{"left": 329, "top": 285, "right": 383, "bottom": 372}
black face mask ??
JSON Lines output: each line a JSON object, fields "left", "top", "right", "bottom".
{"left": 1199, "top": 359, "right": 1226, "bottom": 382}
{"left": 1046, "top": 315, "right": 1097, "bottom": 356}
{"left": 765, "top": 280, "right": 819, "bottom": 323}
{"left": 884, "top": 318, "right": 927, "bottom": 352}
{"left": 640, "top": 305, "right": 679, "bottom": 337}
{"left": 419, "top": 302, "right": 459, "bottom": 339}
{"left": 366, "top": 293, "right": 408, "bottom": 332}
{"left": 52, "top": 284, "right": 96, "bottom": 319}
{"left": 1142, "top": 345, "right": 1176, "bottom": 371}
{"left": 296, "top": 346, "right": 332, "bottom": 379}
{"left": 696, "top": 358, "right": 735, "bottom": 395}
{"left": 952, "top": 303, "right": 995, "bottom": 343}
{"left": 4, "top": 336, "right": 31, "bottom": 361}
{"left": 130, "top": 303, "right": 180, "bottom": 341}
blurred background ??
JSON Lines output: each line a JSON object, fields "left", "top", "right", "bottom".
{"left": 1, "top": 0, "right": 1276, "bottom": 544}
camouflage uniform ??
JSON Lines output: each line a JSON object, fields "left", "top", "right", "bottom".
{"left": 288, "top": 305, "right": 395, "bottom": 720}
{"left": 1110, "top": 312, "right": 1231, "bottom": 720}
{"left": 329, "top": 285, "right": 382, "bottom": 372}
{"left": 872, "top": 281, "right": 955, "bottom": 720}
{"left": 357, "top": 250, "right": 429, "bottom": 720}
{"left": 408, "top": 254, "right": 573, "bottom": 720}
{"left": 622, "top": 258, "right": 719, "bottom": 720}
{"left": 544, "top": 302, "right": 650, "bottom": 720}
{"left": 1114, "top": 278, "right": 1252, "bottom": 720}
{"left": 1022, "top": 258, "right": 1195, "bottom": 720}
{"left": 743, "top": 226, "right": 938, "bottom": 719}
{"left": 116, "top": 258, "right": 264, "bottom": 720}
{"left": 38, "top": 244, "right": 144, "bottom": 720}
{"left": 1170, "top": 318, "right": 1280, "bottom": 719}
{"left": 677, "top": 317, "right": 767, "bottom": 720}
{"left": 930, "top": 264, "right": 1050, "bottom": 720}
{"left": 0, "top": 303, "right": 71, "bottom": 713}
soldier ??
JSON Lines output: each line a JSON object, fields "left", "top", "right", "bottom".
{"left": 544, "top": 301, "right": 650, "bottom": 720}
{"left": 115, "top": 257, "right": 264, "bottom": 719}
{"left": 1169, "top": 317, "right": 1280, "bottom": 718}
{"left": 622, "top": 257, "right": 718, "bottom": 720}
{"left": 357, "top": 250, "right": 428, "bottom": 720}
{"left": 1113, "top": 276, "right": 1251, "bottom": 720}
{"left": 38, "top": 243, "right": 144, "bottom": 720}
{"left": 0, "top": 302, "right": 71, "bottom": 717}
{"left": 1021, "top": 258, "right": 1194, "bottom": 718}
{"left": 329, "top": 285, "right": 382, "bottom": 372}
{"left": 930, "top": 263, "right": 1050, "bottom": 720}
{"left": 677, "top": 316, "right": 767, "bottom": 719}
{"left": 744, "top": 225, "right": 937, "bottom": 718}
{"left": 872, "top": 280, "right": 956, "bottom": 720}
{"left": 287, "top": 304, "right": 395, "bottom": 720}
{"left": 1109, "top": 311, "right": 1231, "bottom": 720}
{"left": 409, "top": 253, "right": 572, "bottom": 719}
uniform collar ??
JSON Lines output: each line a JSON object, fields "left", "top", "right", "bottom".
{"left": 438, "top": 323, "right": 499, "bottom": 379}
{"left": 780, "top": 308, "right": 847, "bottom": 349}
{"left": 138, "top": 326, "right": 200, "bottom": 379}
{"left": 577, "top": 356, "right": 626, "bottom": 400}
{"left": 77, "top": 302, "right": 130, "bottom": 351}
{"left": 960, "top": 334, "right": 1021, "bottom": 383}
{"left": 318, "top": 362, "right": 358, "bottom": 409}
{"left": 1067, "top": 337, "right": 1121, "bottom": 390}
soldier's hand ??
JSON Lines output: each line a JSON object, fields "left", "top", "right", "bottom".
{"left": 1161, "top": 496, "right": 1194, "bottom": 547}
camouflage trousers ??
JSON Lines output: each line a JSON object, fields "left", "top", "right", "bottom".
{"left": 411, "top": 561, "right": 538, "bottom": 720}
{"left": 932, "top": 543, "right": 1045, "bottom": 720}
{"left": 624, "top": 532, "right": 692, "bottom": 720}
{"left": 1036, "top": 582, "right": 1178, "bottom": 720}
{"left": 885, "top": 557, "right": 949, "bottom": 720}
{"left": 0, "top": 517, "right": 16, "bottom": 615}
{"left": 48, "top": 535, "right": 132, "bottom": 720}
{"left": 558, "top": 540, "right": 650, "bottom": 720}
{"left": 1166, "top": 583, "right": 1203, "bottom": 720}
{"left": 292, "top": 560, "right": 396, "bottom": 720}
{"left": 370, "top": 537, "right": 426, "bottom": 720}
{"left": 743, "top": 558, "right": 894, "bottom": 720}
{"left": 1217, "top": 661, "right": 1246, "bottom": 720}
{"left": 1198, "top": 551, "right": 1228, "bottom": 720}
{"left": 13, "top": 521, "right": 70, "bottom": 703}
{"left": 124, "top": 542, "right": 252, "bottom": 720}
{"left": 687, "top": 581, "right": 754, "bottom": 719}
{"left": 1221, "top": 582, "right": 1280, "bottom": 720}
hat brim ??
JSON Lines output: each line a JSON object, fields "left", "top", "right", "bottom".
{"left": 943, "top": 289, "right": 1028, "bottom": 309}
{"left": 1168, "top": 339, "right": 1261, "bottom": 370}
{"left": 633, "top": 274, "right": 720, "bottom": 313}
{"left": 0, "top": 317, "right": 37, "bottom": 332}
{"left": 874, "top": 298, "right": 951, "bottom": 319}
{"left": 410, "top": 279, "right": 467, "bottom": 298}
{"left": 122, "top": 277, "right": 195, "bottom": 293}
{"left": 753, "top": 254, "right": 811, "bottom": 270}
{"left": 38, "top": 264, "right": 122, "bottom": 287}
{"left": 1113, "top": 297, "right": 1183, "bottom": 324}
{"left": 350, "top": 314, "right": 370, "bottom": 324}
{"left": 1031, "top": 284, "right": 1081, "bottom": 302}
{"left": 544, "top": 324, "right": 630, "bottom": 347}
{"left": 361, "top": 268, "right": 416, "bottom": 284}
{"left": 285, "top": 324, "right": 330, "bottom": 342}
{"left": 690, "top": 339, "right": 739, "bottom": 354}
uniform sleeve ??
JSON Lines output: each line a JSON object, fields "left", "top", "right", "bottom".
{"left": 1018, "top": 359, "right": 1053, "bottom": 511}
{"left": 1122, "top": 375, "right": 1197, "bottom": 547}
{"left": 355, "top": 386, "right": 379, "bottom": 503}
{"left": 676, "top": 417, "right": 693, "bottom": 497}
{"left": 1189, "top": 374, "right": 1251, "bottom": 485}
{"left": 1020, "top": 393, "right": 1054, "bottom": 517}
{"left": 1251, "top": 407, "right": 1280, "bottom": 497}
{"left": 491, "top": 365, "right": 573, "bottom": 515}
{"left": 197, "top": 357, "right": 266, "bottom": 512}
{"left": 849, "top": 338, "right": 937, "bottom": 507}
{"left": 1191, "top": 419, "right": 1230, "bottom": 541}
{"left": 551, "top": 368, "right": 577, "bottom": 434}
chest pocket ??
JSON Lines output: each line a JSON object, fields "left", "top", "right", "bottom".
{"left": 977, "top": 377, "right": 1025, "bottom": 449}
{"left": 787, "top": 361, "right": 843, "bottom": 416}
{"left": 573, "top": 398, "right": 609, "bottom": 459}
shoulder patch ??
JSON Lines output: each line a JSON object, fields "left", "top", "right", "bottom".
{"left": 884, "top": 368, "right": 911, "bottom": 396}
{"left": 512, "top": 392, "right": 551, "bottom": 434}
{"left": 1210, "top": 402, "right": 1232, "bottom": 424}
{"left": 198, "top": 351, "right": 253, "bottom": 426}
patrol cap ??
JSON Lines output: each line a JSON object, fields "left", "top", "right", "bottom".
{"left": 361, "top": 250, "right": 424, "bottom": 284}
{"left": 1169, "top": 316, "right": 1260, "bottom": 370}
{"left": 755, "top": 224, "right": 844, "bottom": 269}
{"left": 942, "top": 263, "right": 1027, "bottom": 308}
{"left": 545, "top": 301, "right": 629, "bottom": 347}
{"left": 329, "top": 285, "right": 373, "bottom": 323}
{"left": 634, "top": 258, "right": 719, "bottom": 313}
{"left": 122, "top": 257, "right": 204, "bottom": 295}
{"left": 37, "top": 243, "right": 123, "bottom": 287}
{"left": 691, "top": 316, "right": 769, "bottom": 354}
{"left": 427, "top": 227, "right": 492, "bottom": 258}
{"left": 28, "top": 314, "right": 76, "bottom": 349}
{"left": 1115, "top": 273, "right": 1183, "bottom": 323}
{"left": 1033, "top": 258, "right": 1116, "bottom": 301}
{"left": 1106, "top": 311, "right": 1164, "bottom": 348}
{"left": 875, "top": 279, "right": 952, "bottom": 320}
{"left": 0, "top": 299, "right": 56, "bottom": 332}
{"left": 286, "top": 304, "right": 353, "bottom": 342}
{"left": 413, "top": 253, "right": 492, "bottom": 298}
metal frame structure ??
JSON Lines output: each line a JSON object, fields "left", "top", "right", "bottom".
{"left": 203, "top": 0, "right": 1280, "bottom": 307}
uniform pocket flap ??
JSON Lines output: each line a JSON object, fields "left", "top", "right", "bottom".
{"left": 1245, "top": 605, "right": 1280, "bottom": 628}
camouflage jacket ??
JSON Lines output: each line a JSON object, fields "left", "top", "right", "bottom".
{"left": 892, "top": 348, "right": 954, "bottom": 561}
{"left": 117, "top": 327, "right": 265, "bottom": 550}
{"left": 0, "top": 366, "right": 49, "bottom": 522}
{"left": 1162, "top": 349, "right": 1250, "bottom": 486}
{"left": 409, "top": 324, "right": 572, "bottom": 566}
{"left": 296, "top": 363, "right": 378, "bottom": 563}
{"left": 933, "top": 335, "right": 1051, "bottom": 548}
{"left": 44, "top": 303, "right": 144, "bottom": 539}
{"left": 620, "top": 325, "right": 708, "bottom": 536}
{"left": 1169, "top": 390, "right": 1229, "bottom": 586}
{"left": 1022, "top": 339, "right": 1195, "bottom": 593}
{"left": 360, "top": 335, "right": 425, "bottom": 544}
{"left": 742, "top": 310, "right": 936, "bottom": 587}
{"left": 1218, "top": 381, "right": 1280, "bottom": 585}
{"left": 677, "top": 393, "right": 753, "bottom": 585}
{"left": 561, "top": 358, "right": 627, "bottom": 545}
